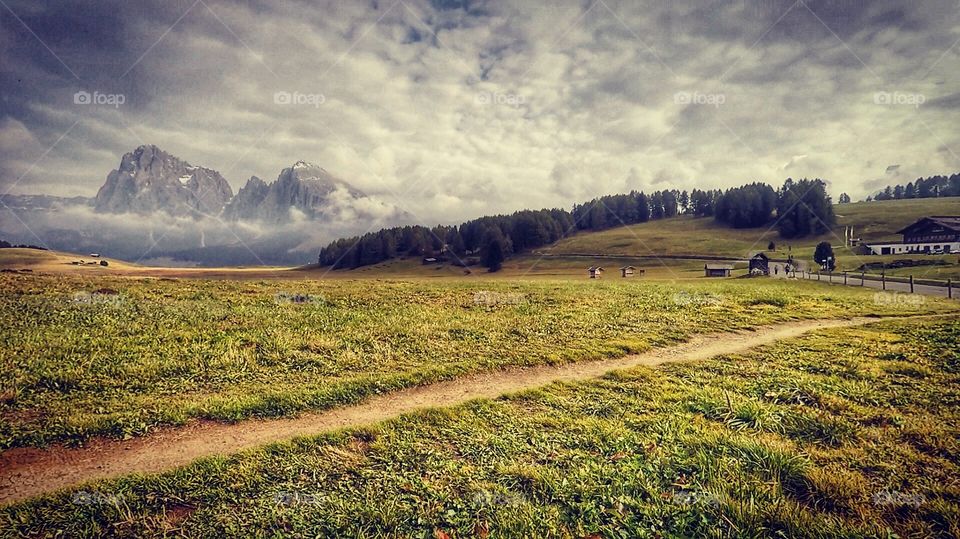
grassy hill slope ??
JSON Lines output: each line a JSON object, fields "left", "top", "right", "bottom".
{"left": 0, "top": 248, "right": 137, "bottom": 272}
{"left": 545, "top": 198, "right": 960, "bottom": 258}
{"left": 539, "top": 198, "right": 960, "bottom": 276}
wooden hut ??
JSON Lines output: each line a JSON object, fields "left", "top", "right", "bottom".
{"left": 704, "top": 263, "right": 733, "bottom": 277}
{"left": 749, "top": 253, "right": 770, "bottom": 275}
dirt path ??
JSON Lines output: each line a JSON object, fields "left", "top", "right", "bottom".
{"left": 0, "top": 316, "right": 895, "bottom": 505}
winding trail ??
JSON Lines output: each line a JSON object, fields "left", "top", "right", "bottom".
{"left": 0, "top": 316, "right": 903, "bottom": 505}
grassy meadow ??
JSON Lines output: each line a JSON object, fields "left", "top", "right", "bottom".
{"left": 541, "top": 198, "right": 960, "bottom": 276}
{"left": 2, "top": 273, "right": 957, "bottom": 450}
{"left": 3, "top": 316, "right": 958, "bottom": 537}
{"left": 339, "top": 255, "right": 746, "bottom": 280}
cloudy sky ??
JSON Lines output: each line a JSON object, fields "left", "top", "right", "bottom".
{"left": 2, "top": 0, "right": 959, "bottom": 225}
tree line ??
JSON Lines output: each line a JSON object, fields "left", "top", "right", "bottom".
{"left": 0, "top": 240, "right": 46, "bottom": 250}
{"left": 318, "top": 209, "right": 574, "bottom": 271}
{"left": 868, "top": 173, "right": 960, "bottom": 201}
{"left": 318, "top": 178, "right": 836, "bottom": 271}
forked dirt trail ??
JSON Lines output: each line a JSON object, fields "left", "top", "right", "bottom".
{"left": 0, "top": 316, "right": 895, "bottom": 504}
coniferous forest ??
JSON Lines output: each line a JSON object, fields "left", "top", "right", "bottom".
{"left": 319, "top": 177, "right": 844, "bottom": 270}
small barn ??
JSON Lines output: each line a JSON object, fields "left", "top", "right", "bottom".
{"left": 749, "top": 253, "right": 770, "bottom": 275}
{"left": 620, "top": 266, "right": 644, "bottom": 278}
{"left": 704, "top": 263, "right": 733, "bottom": 277}
{"left": 588, "top": 266, "right": 604, "bottom": 279}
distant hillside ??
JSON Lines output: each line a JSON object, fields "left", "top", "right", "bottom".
{"left": 0, "top": 247, "right": 136, "bottom": 271}
{"left": 543, "top": 197, "right": 960, "bottom": 260}
{"left": 319, "top": 178, "right": 959, "bottom": 272}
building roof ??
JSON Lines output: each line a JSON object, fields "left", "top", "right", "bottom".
{"left": 588, "top": 266, "right": 604, "bottom": 271}
{"left": 704, "top": 264, "right": 734, "bottom": 270}
{"left": 620, "top": 265, "right": 636, "bottom": 270}
{"left": 750, "top": 252, "right": 769, "bottom": 260}
{"left": 896, "top": 216, "right": 960, "bottom": 235}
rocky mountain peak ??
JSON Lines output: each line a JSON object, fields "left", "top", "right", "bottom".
{"left": 94, "top": 145, "right": 233, "bottom": 217}
{"left": 292, "top": 160, "right": 317, "bottom": 170}
{"left": 222, "top": 162, "right": 365, "bottom": 223}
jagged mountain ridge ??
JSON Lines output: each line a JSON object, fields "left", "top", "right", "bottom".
{"left": 93, "top": 146, "right": 373, "bottom": 224}
{"left": 94, "top": 145, "right": 234, "bottom": 217}
{"left": 1, "top": 145, "right": 405, "bottom": 266}
{"left": 222, "top": 161, "right": 366, "bottom": 223}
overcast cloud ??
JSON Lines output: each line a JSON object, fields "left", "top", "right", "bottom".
{"left": 2, "top": 0, "right": 959, "bottom": 226}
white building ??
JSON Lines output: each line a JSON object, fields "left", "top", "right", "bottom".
{"left": 863, "top": 216, "right": 960, "bottom": 255}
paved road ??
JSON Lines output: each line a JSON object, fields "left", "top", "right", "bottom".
{"left": 770, "top": 263, "right": 957, "bottom": 299}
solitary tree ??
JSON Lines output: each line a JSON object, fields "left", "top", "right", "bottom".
{"left": 767, "top": 241, "right": 776, "bottom": 251}
{"left": 814, "top": 241, "right": 836, "bottom": 271}
{"left": 480, "top": 228, "right": 507, "bottom": 272}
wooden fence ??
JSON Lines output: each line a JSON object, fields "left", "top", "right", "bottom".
{"left": 789, "top": 268, "right": 956, "bottom": 298}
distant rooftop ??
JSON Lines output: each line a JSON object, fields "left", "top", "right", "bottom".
{"left": 896, "top": 216, "right": 960, "bottom": 234}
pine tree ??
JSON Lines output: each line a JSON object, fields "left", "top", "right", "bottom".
{"left": 480, "top": 228, "right": 507, "bottom": 272}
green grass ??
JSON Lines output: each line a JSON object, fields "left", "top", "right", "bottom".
{"left": 832, "top": 197, "right": 960, "bottom": 241}
{"left": 543, "top": 214, "right": 782, "bottom": 258}
{"left": 542, "top": 198, "right": 960, "bottom": 273}
{"left": 338, "top": 255, "right": 750, "bottom": 280}
{"left": 2, "top": 274, "right": 956, "bottom": 450}
{"left": 870, "top": 257, "right": 960, "bottom": 281}
{"left": 4, "top": 316, "right": 958, "bottom": 537}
